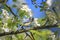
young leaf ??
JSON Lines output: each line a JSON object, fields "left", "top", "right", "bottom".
{"left": 12, "top": 5, "right": 17, "bottom": 8}
{"left": 13, "top": 0, "right": 17, "bottom": 2}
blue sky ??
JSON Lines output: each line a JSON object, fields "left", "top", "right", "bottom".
{"left": 6, "top": 0, "right": 46, "bottom": 18}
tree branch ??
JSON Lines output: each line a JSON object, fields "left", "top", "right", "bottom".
{"left": 29, "top": 32, "right": 35, "bottom": 40}
{"left": 5, "top": 4, "right": 17, "bottom": 17}
{"left": 0, "top": 24, "right": 58, "bottom": 37}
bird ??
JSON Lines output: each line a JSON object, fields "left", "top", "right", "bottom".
{"left": 22, "top": 17, "right": 34, "bottom": 26}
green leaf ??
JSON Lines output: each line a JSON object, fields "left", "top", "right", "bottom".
{"left": 34, "top": 34, "right": 42, "bottom": 40}
{"left": 0, "top": 18, "right": 2, "bottom": 21}
{"left": 7, "top": 19, "right": 12, "bottom": 28}
{"left": 0, "top": 18, "right": 2, "bottom": 27}
{"left": 35, "top": 5, "right": 38, "bottom": 8}
{"left": 15, "top": 33, "right": 25, "bottom": 40}
{"left": 37, "top": 18, "right": 46, "bottom": 26}
{"left": 30, "top": 30, "right": 41, "bottom": 36}
{"left": 18, "top": 10, "right": 27, "bottom": 18}
{"left": 39, "top": 6, "right": 43, "bottom": 8}
{"left": 3, "top": 4, "right": 10, "bottom": 12}
{"left": 40, "top": 8, "right": 44, "bottom": 11}
{"left": 0, "top": 12, "right": 2, "bottom": 14}
{"left": 30, "top": 30, "right": 52, "bottom": 40}
{"left": 12, "top": 5, "right": 17, "bottom": 8}
{"left": 32, "top": 0, "right": 36, "bottom": 2}
{"left": 0, "top": 21, "right": 2, "bottom": 27}
{"left": 13, "top": 0, "right": 17, "bottom": 2}
{"left": 42, "top": 2, "right": 47, "bottom": 6}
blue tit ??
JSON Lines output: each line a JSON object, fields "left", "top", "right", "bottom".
{"left": 17, "top": 24, "right": 22, "bottom": 30}
{"left": 23, "top": 17, "right": 34, "bottom": 26}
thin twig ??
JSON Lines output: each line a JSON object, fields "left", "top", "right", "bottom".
{"left": 5, "top": 4, "right": 17, "bottom": 17}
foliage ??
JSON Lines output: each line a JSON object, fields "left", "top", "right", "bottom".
{"left": 0, "top": 0, "right": 60, "bottom": 40}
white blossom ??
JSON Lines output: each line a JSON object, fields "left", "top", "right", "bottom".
{"left": 49, "top": 32, "right": 56, "bottom": 40}
{"left": 3, "top": 23, "right": 8, "bottom": 27}
{"left": 2, "top": 9, "right": 9, "bottom": 16}
{"left": 46, "top": 0, "right": 53, "bottom": 7}
{"left": 2, "top": 27, "right": 9, "bottom": 32}
{"left": 2, "top": 9, "right": 10, "bottom": 19}
{"left": 21, "top": 5, "right": 33, "bottom": 17}
{"left": 12, "top": 0, "right": 33, "bottom": 17}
